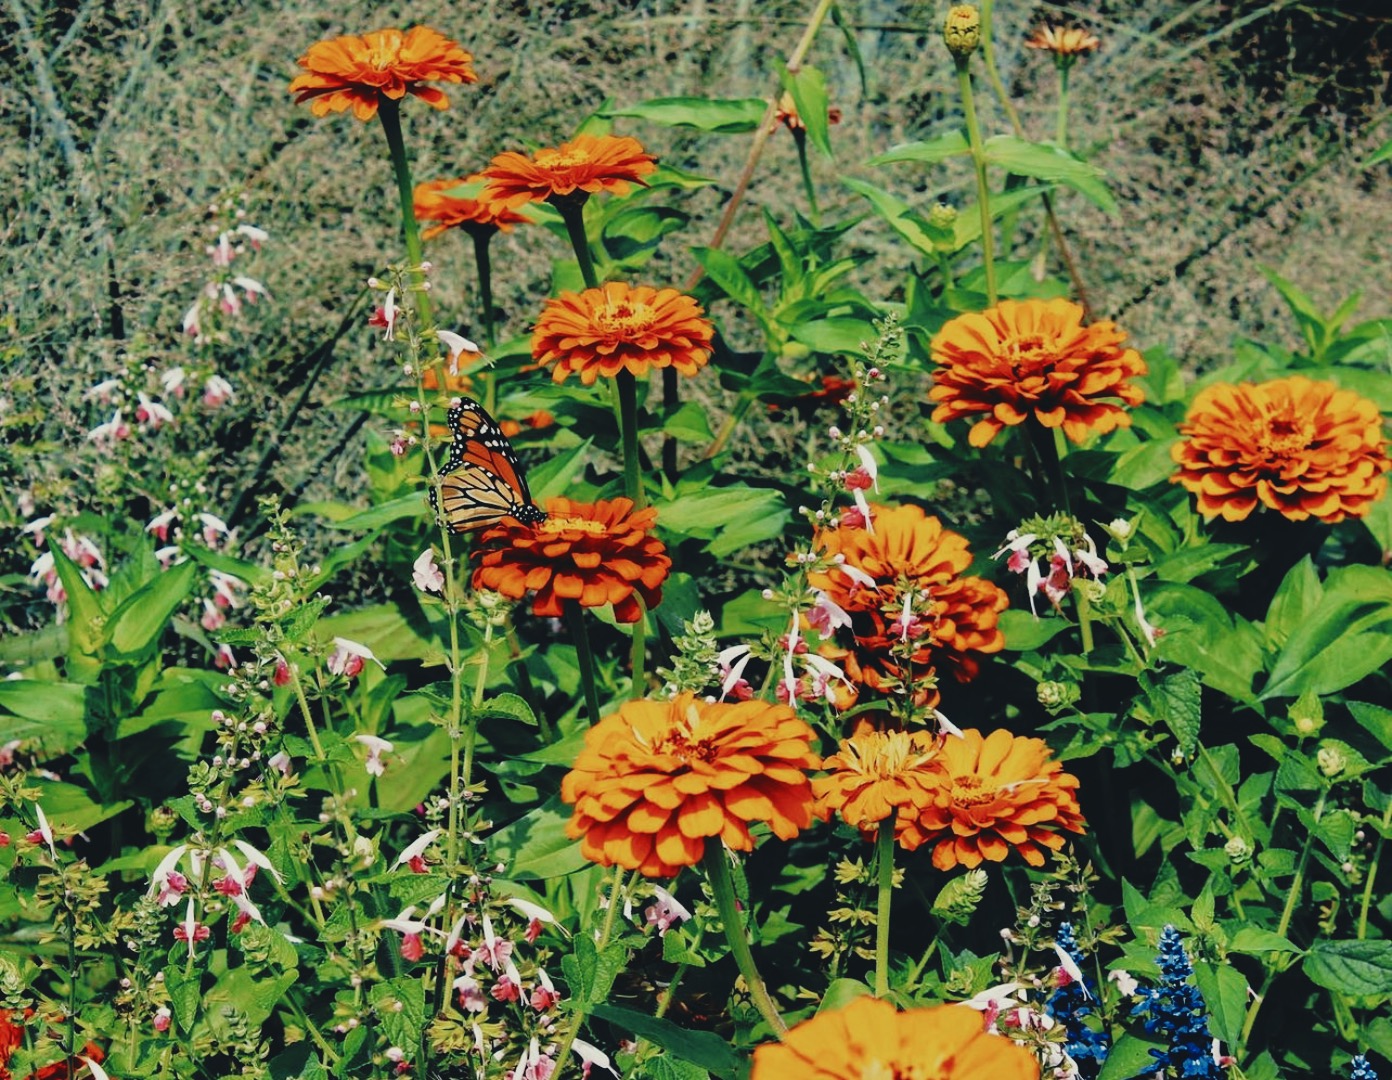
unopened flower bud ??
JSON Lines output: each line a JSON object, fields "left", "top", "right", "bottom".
{"left": 1289, "top": 689, "right": 1324, "bottom": 737}
{"left": 928, "top": 203, "right": 958, "bottom": 229}
{"left": 1224, "top": 836, "right": 1252, "bottom": 865}
{"left": 943, "top": 5, "right": 982, "bottom": 58}
{"left": 1316, "top": 744, "right": 1346, "bottom": 778}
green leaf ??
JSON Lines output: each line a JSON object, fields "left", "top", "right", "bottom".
{"left": 1264, "top": 556, "right": 1322, "bottom": 648}
{"left": 982, "top": 135, "right": 1119, "bottom": 214}
{"left": 1227, "top": 927, "right": 1302, "bottom": 956}
{"left": 789, "top": 318, "right": 877, "bottom": 355}
{"left": 646, "top": 1060, "right": 711, "bottom": 1080}
{"left": 841, "top": 177, "right": 947, "bottom": 257}
{"left": 562, "top": 935, "right": 627, "bottom": 1007}
{"left": 690, "top": 246, "right": 771, "bottom": 330}
{"left": 1365, "top": 136, "right": 1392, "bottom": 168}
{"left": 591, "top": 1004, "right": 740, "bottom": 1079}
{"left": 1108, "top": 437, "right": 1181, "bottom": 490}
{"left": 1096, "top": 1031, "right": 1167, "bottom": 1080}
{"left": 998, "top": 609, "right": 1067, "bottom": 651}
{"left": 473, "top": 692, "right": 538, "bottom": 728}
{"left": 305, "top": 494, "right": 419, "bottom": 532}
{"left": 106, "top": 558, "right": 199, "bottom": 656}
{"left": 779, "top": 63, "right": 833, "bottom": 157}
{"left": 1303, "top": 939, "right": 1392, "bottom": 995}
{"left": 47, "top": 539, "right": 105, "bottom": 663}
{"left": 663, "top": 401, "right": 714, "bottom": 443}
{"left": 610, "top": 96, "right": 768, "bottom": 134}
{"left": 164, "top": 963, "right": 202, "bottom": 1034}
{"left": 489, "top": 798, "right": 589, "bottom": 878}
{"left": 1193, "top": 962, "right": 1248, "bottom": 1048}
{"left": 1260, "top": 565, "right": 1392, "bottom": 699}
{"left": 1142, "top": 668, "right": 1202, "bottom": 757}
{"left": 1348, "top": 701, "right": 1392, "bottom": 752}
{"left": 869, "top": 131, "right": 971, "bottom": 166}
{"left": 1151, "top": 543, "right": 1248, "bottom": 585}
{"left": 0, "top": 680, "right": 86, "bottom": 728}
{"left": 529, "top": 439, "right": 594, "bottom": 502}
{"left": 368, "top": 978, "right": 425, "bottom": 1050}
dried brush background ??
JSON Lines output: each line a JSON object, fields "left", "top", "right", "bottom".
{"left": 2, "top": 0, "right": 1389, "bottom": 586}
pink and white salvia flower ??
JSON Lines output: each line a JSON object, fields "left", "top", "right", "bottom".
{"left": 644, "top": 885, "right": 691, "bottom": 936}
{"left": 934, "top": 708, "right": 965, "bottom": 739}
{"left": 21, "top": 515, "right": 54, "bottom": 545}
{"left": 214, "top": 644, "right": 236, "bottom": 669}
{"left": 453, "top": 974, "right": 486, "bottom": 1013}
{"left": 152, "top": 1006, "right": 172, "bottom": 1033}
{"left": 530, "top": 967, "right": 561, "bottom": 1011}
{"left": 1053, "top": 941, "right": 1091, "bottom": 999}
{"left": 504, "top": 896, "right": 564, "bottom": 940}
{"left": 175, "top": 898, "right": 210, "bottom": 958}
{"left": 233, "top": 275, "right": 269, "bottom": 303}
{"left": 147, "top": 508, "right": 179, "bottom": 542}
{"left": 203, "top": 375, "right": 235, "bottom": 408}
{"left": 182, "top": 299, "right": 204, "bottom": 340}
{"left": 199, "top": 513, "right": 232, "bottom": 547}
{"left": 87, "top": 409, "right": 130, "bottom": 445}
{"left": 201, "top": 599, "right": 226, "bottom": 632}
{"left": 412, "top": 549, "right": 445, "bottom": 594}
{"left": 369, "top": 288, "right": 398, "bottom": 341}
{"left": 781, "top": 612, "right": 802, "bottom": 703}
{"left": 209, "top": 570, "right": 246, "bottom": 608}
{"left": 716, "top": 643, "right": 755, "bottom": 701}
{"left": 85, "top": 378, "right": 122, "bottom": 404}
{"left": 135, "top": 392, "right": 175, "bottom": 430}
{"left": 161, "top": 366, "right": 187, "bottom": 397}
{"left": 572, "top": 1039, "right": 620, "bottom": 1078}
{"left": 354, "top": 734, "right": 392, "bottom": 777}
{"left": 492, "top": 960, "right": 524, "bottom": 1003}
{"left": 210, "top": 231, "right": 236, "bottom": 267}
{"left": 801, "top": 653, "right": 853, "bottom": 703}
{"left": 236, "top": 222, "right": 268, "bottom": 247}
{"left": 394, "top": 828, "right": 441, "bottom": 872}
{"left": 436, "top": 329, "right": 479, "bottom": 375}
{"left": 29, "top": 802, "right": 58, "bottom": 860}
{"left": 232, "top": 838, "right": 282, "bottom": 883}
{"left": 1134, "top": 590, "right": 1161, "bottom": 647}
{"left": 220, "top": 282, "right": 243, "bottom": 317}
{"left": 326, "top": 637, "right": 383, "bottom": 678}
{"left": 155, "top": 545, "right": 182, "bottom": 568}
{"left": 80, "top": 1055, "right": 112, "bottom": 1080}
{"left": 806, "top": 589, "right": 851, "bottom": 636}
{"left": 476, "top": 913, "right": 513, "bottom": 971}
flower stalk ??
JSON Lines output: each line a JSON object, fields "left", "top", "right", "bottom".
{"left": 567, "top": 599, "right": 602, "bottom": 724}
{"left": 874, "top": 817, "right": 895, "bottom": 998}
{"left": 703, "top": 844, "right": 788, "bottom": 1037}
{"left": 953, "top": 55, "right": 996, "bottom": 305}
{"left": 376, "top": 99, "right": 434, "bottom": 330}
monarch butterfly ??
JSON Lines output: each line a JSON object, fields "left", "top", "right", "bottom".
{"left": 428, "top": 397, "right": 547, "bottom": 533}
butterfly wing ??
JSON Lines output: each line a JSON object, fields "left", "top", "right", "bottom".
{"left": 429, "top": 397, "right": 546, "bottom": 533}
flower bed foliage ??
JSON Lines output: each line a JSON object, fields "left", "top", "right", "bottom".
{"left": 3, "top": 5, "right": 1392, "bottom": 1080}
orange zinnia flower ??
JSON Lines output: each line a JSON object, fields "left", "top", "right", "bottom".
{"left": 814, "top": 729, "right": 943, "bottom": 848}
{"left": 1025, "top": 25, "right": 1101, "bottom": 58}
{"left": 531, "top": 281, "right": 714, "bottom": 386}
{"left": 413, "top": 176, "right": 531, "bottom": 240}
{"left": 481, "top": 133, "right": 657, "bottom": 209}
{"left": 1171, "top": 375, "right": 1390, "bottom": 524}
{"left": 472, "top": 496, "right": 669, "bottom": 623}
{"left": 289, "top": 27, "right": 477, "bottom": 121}
{"left": 930, "top": 298, "right": 1147, "bottom": 448}
{"left": 562, "top": 694, "right": 820, "bottom": 878}
{"left": 811, "top": 504, "right": 975, "bottom": 612}
{"left": 750, "top": 996, "right": 1040, "bottom": 1080}
{"left": 917, "top": 728, "right": 1085, "bottom": 871}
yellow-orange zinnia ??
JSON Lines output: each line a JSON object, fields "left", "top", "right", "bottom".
{"left": 289, "top": 27, "right": 477, "bottom": 121}
{"left": 812, "top": 504, "right": 976, "bottom": 612}
{"left": 930, "top": 298, "right": 1147, "bottom": 448}
{"left": 814, "top": 729, "right": 943, "bottom": 849}
{"left": 1171, "top": 375, "right": 1390, "bottom": 524}
{"left": 562, "top": 694, "right": 820, "bottom": 878}
{"left": 750, "top": 996, "right": 1040, "bottom": 1080}
{"left": 472, "top": 496, "right": 669, "bottom": 623}
{"left": 481, "top": 133, "right": 657, "bottom": 209}
{"left": 531, "top": 281, "right": 714, "bottom": 385}
{"left": 918, "top": 728, "right": 1085, "bottom": 871}
{"left": 413, "top": 176, "right": 530, "bottom": 240}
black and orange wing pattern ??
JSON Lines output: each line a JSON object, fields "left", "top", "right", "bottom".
{"left": 428, "top": 398, "right": 547, "bottom": 533}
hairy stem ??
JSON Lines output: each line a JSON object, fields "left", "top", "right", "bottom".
{"left": 703, "top": 845, "right": 788, "bottom": 1037}
{"left": 874, "top": 819, "right": 895, "bottom": 997}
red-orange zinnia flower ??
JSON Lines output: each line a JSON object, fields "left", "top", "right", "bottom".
{"left": 812, "top": 504, "right": 976, "bottom": 612}
{"left": 1025, "top": 25, "right": 1101, "bottom": 57}
{"left": 562, "top": 694, "right": 820, "bottom": 878}
{"left": 472, "top": 496, "right": 669, "bottom": 623}
{"left": 813, "top": 729, "right": 943, "bottom": 848}
{"left": 1171, "top": 375, "right": 1390, "bottom": 523}
{"left": 917, "top": 728, "right": 1085, "bottom": 871}
{"left": 531, "top": 281, "right": 714, "bottom": 385}
{"left": 481, "top": 133, "right": 657, "bottom": 209}
{"left": 930, "top": 298, "right": 1147, "bottom": 448}
{"left": 413, "top": 176, "right": 531, "bottom": 240}
{"left": 750, "top": 996, "right": 1040, "bottom": 1080}
{"left": 289, "top": 27, "right": 477, "bottom": 121}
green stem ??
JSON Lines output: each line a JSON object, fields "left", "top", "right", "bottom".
{"left": 552, "top": 867, "right": 629, "bottom": 1073}
{"left": 376, "top": 99, "right": 433, "bottom": 329}
{"left": 793, "top": 131, "right": 820, "bottom": 225}
{"left": 1359, "top": 798, "right": 1392, "bottom": 939}
{"left": 1240, "top": 789, "right": 1327, "bottom": 1050}
{"left": 617, "top": 371, "right": 647, "bottom": 510}
{"left": 955, "top": 55, "right": 996, "bottom": 306}
{"left": 462, "top": 620, "right": 493, "bottom": 791}
{"left": 702, "top": 845, "right": 788, "bottom": 1037}
{"left": 1056, "top": 63, "right": 1072, "bottom": 148}
{"left": 557, "top": 198, "right": 599, "bottom": 289}
{"left": 1075, "top": 588, "right": 1095, "bottom": 655}
{"left": 874, "top": 819, "right": 895, "bottom": 998}
{"left": 703, "top": 388, "right": 757, "bottom": 460}
{"left": 629, "top": 593, "right": 649, "bottom": 701}
{"left": 567, "top": 600, "right": 602, "bottom": 724}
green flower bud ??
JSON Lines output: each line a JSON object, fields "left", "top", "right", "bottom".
{"left": 1224, "top": 835, "right": 1252, "bottom": 865}
{"left": 943, "top": 5, "right": 982, "bottom": 59}
{"left": 1037, "top": 681, "right": 1068, "bottom": 708}
{"left": 928, "top": 203, "right": 959, "bottom": 229}
{"left": 1289, "top": 689, "right": 1324, "bottom": 737}
{"left": 932, "top": 868, "right": 988, "bottom": 925}
{"left": 1316, "top": 743, "right": 1346, "bottom": 778}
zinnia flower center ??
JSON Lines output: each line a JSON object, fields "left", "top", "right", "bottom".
{"left": 594, "top": 300, "right": 658, "bottom": 342}
{"left": 534, "top": 147, "right": 593, "bottom": 170}
{"left": 1260, "top": 414, "right": 1314, "bottom": 458}
{"left": 847, "top": 731, "right": 935, "bottom": 779}
{"left": 950, "top": 774, "right": 998, "bottom": 807}
{"left": 649, "top": 707, "right": 719, "bottom": 763}
{"left": 366, "top": 37, "right": 404, "bottom": 69}
{"left": 539, "top": 516, "right": 606, "bottom": 535}
{"left": 1004, "top": 333, "right": 1056, "bottom": 377}
{"left": 861, "top": 1060, "right": 936, "bottom": 1080}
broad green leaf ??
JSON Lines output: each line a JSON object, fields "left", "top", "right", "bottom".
{"left": 591, "top": 1004, "right": 740, "bottom": 1079}
{"left": 1227, "top": 927, "right": 1302, "bottom": 955}
{"left": 1108, "top": 437, "right": 1180, "bottom": 490}
{"left": 1096, "top": 1031, "right": 1167, "bottom": 1080}
{"left": 1348, "top": 701, "right": 1392, "bottom": 752}
{"left": 164, "top": 963, "right": 202, "bottom": 1034}
{"left": 1264, "top": 556, "right": 1322, "bottom": 648}
{"left": 690, "top": 246, "right": 771, "bottom": 331}
{"left": 0, "top": 681, "right": 86, "bottom": 727}
{"left": 663, "top": 401, "right": 714, "bottom": 443}
{"left": 489, "top": 798, "right": 589, "bottom": 879}
{"left": 47, "top": 539, "right": 105, "bottom": 664}
{"left": 529, "top": 439, "right": 594, "bottom": 501}
{"left": 1151, "top": 543, "right": 1247, "bottom": 585}
{"left": 1260, "top": 266, "right": 1325, "bottom": 354}
{"left": 983, "top": 134, "right": 1119, "bottom": 214}
{"left": 869, "top": 130, "right": 971, "bottom": 166}
{"left": 107, "top": 559, "right": 198, "bottom": 656}
{"left": 1365, "top": 136, "right": 1392, "bottom": 168}
{"left": 1193, "top": 961, "right": 1248, "bottom": 1048}
{"left": 473, "top": 692, "right": 538, "bottom": 728}
{"left": 368, "top": 978, "right": 425, "bottom": 1050}
{"left": 646, "top": 1060, "right": 711, "bottom": 1080}
{"left": 1142, "top": 668, "right": 1202, "bottom": 757}
{"left": 998, "top": 609, "right": 1067, "bottom": 651}
{"left": 562, "top": 935, "right": 627, "bottom": 1006}
{"left": 790, "top": 318, "right": 877, "bottom": 355}
{"left": 842, "top": 177, "right": 946, "bottom": 257}
{"left": 1150, "top": 584, "right": 1264, "bottom": 705}
{"left": 1260, "top": 565, "right": 1392, "bottom": 699}
{"left": 610, "top": 96, "right": 767, "bottom": 134}
{"left": 305, "top": 494, "right": 419, "bottom": 531}
{"left": 1303, "top": 939, "right": 1392, "bottom": 995}
{"left": 953, "top": 185, "right": 1054, "bottom": 248}
{"left": 320, "top": 604, "right": 437, "bottom": 664}
{"left": 779, "top": 63, "right": 833, "bottom": 157}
